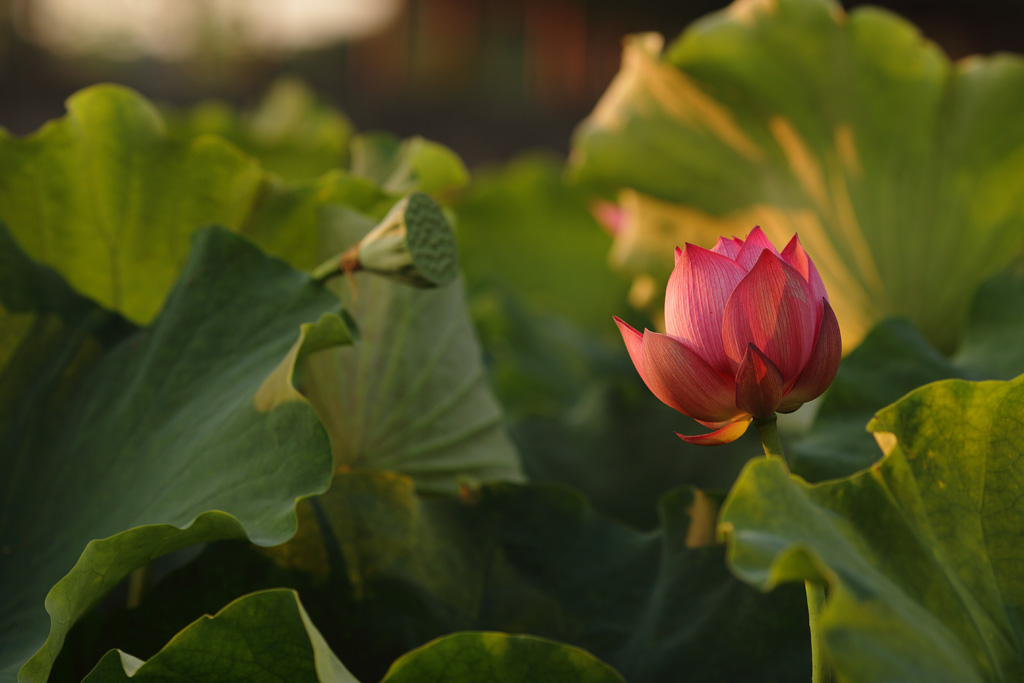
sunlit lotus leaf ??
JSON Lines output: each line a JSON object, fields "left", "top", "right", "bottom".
{"left": 571, "top": 0, "right": 1024, "bottom": 351}
{"left": 721, "top": 374, "right": 1024, "bottom": 681}
{"left": 0, "top": 85, "right": 462, "bottom": 325}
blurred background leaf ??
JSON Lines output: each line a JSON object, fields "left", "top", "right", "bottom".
{"left": 163, "top": 77, "right": 354, "bottom": 182}
{"left": 790, "top": 264, "right": 1024, "bottom": 482}
{"left": 570, "top": 0, "right": 1024, "bottom": 354}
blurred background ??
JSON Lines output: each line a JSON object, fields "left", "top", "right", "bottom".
{"left": 1, "top": 0, "right": 1022, "bottom": 165}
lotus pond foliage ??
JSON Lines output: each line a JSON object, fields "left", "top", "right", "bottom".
{"left": 3, "top": 0, "right": 1024, "bottom": 681}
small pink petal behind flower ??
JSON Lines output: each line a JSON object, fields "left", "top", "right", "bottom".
{"left": 592, "top": 200, "right": 625, "bottom": 236}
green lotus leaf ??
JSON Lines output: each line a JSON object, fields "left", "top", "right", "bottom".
{"left": 55, "top": 470, "right": 809, "bottom": 681}
{"left": 720, "top": 374, "right": 1024, "bottom": 682}
{"left": 0, "top": 84, "right": 460, "bottom": 326}
{"left": 164, "top": 77, "right": 354, "bottom": 182}
{"left": 454, "top": 154, "right": 630, "bottom": 336}
{"left": 0, "top": 84, "right": 262, "bottom": 324}
{"left": 791, "top": 265, "right": 1024, "bottom": 481}
{"left": 570, "top": 0, "right": 1024, "bottom": 352}
{"left": 82, "top": 590, "right": 357, "bottom": 683}
{"left": 381, "top": 632, "right": 625, "bottom": 683}
{"left": 81, "top": 591, "right": 621, "bottom": 683}
{"left": 298, "top": 208, "right": 524, "bottom": 493}
{"left": 237, "top": 471, "right": 806, "bottom": 681}
{"left": 350, "top": 132, "right": 470, "bottom": 199}
{"left": 0, "top": 226, "right": 354, "bottom": 682}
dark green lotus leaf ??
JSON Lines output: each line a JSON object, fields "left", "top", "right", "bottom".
{"left": 381, "top": 632, "right": 624, "bottom": 683}
{"left": 57, "top": 471, "right": 809, "bottom": 682}
{"left": 570, "top": 0, "right": 1024, "bottom": 352}
{"left": 299, "top": 209, "right": 524, "bottom": 494}
{"left": 472, "top": 290, "right": 759, "bottom": 528}
{"left": 264, "top": 472, "right": 807, "bottom": 681}
{"left": 82, "top": 589, "right": 358, "bottom": 683}
{"left": 721, "top": 374, "right": 1024, "bottom": 682}
{"left": 0, "top": 226, "right": 354, "bottom": 682}
{"left": 165, "top": 78, "right": 354, "bottom": 182}
{"left": 81, "top": 591, "right": 622, "bottom": 683}
{"left": 790, "top": 266, "right": 1024, "bottom": 481}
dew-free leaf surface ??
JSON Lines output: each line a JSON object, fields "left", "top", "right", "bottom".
{"left": 299, "top": 210, "right": 524, "bottom": 494}
{"left": 165, "top": 78, "right": 354, "bottom": 182}
{"left": 83, "top": 590, "right": 358, "bottom": 683}
{"left": 721, "top": 374, "right": 1024, "bottom": 682}
{"left": 571, "top": 0, "right": 1024, "bottom": 351}
{"left": 381, "top": 632, "right": 625, "bottom": 683}
{"left": 0, "top": 226, "right": 353, "bottom": 682}
{"left": 790, "top": 266, "right": 1024, "bottom": 481}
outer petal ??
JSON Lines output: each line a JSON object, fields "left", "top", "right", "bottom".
{"left": 677, "top": 417, "right": 752, "bottom": 445}
{"left": 641, "top": 330, "right": 739, "bottom": 423}
{"left": 710, "top": 236, "right": 743, "bottom": 260}
{"left": 735, "top": 343, "right": 785, "bottom": 418}
{"left": 779, "top": 298, "right": 842, "bottom": 409}
{"left": 664, "top": 244, "right": 747, "bottom": 375}
{"left": 734, "top": 226, "right": 780, "bottom": 271}
{"left": 723, "top": 250, "right": 817, "bottom": 380}
{"left": 614, "top": 316, "right": 647, "bottom": 384}
{"left": 781, "top": 234, "right": 828, "bottom": 307}
{"left": 674, "top": 245, "right": 683, "bottom": 267}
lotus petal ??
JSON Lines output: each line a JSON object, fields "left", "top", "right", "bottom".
{"left": 735, "top": 343, "right": 785, "bottom": 418}
{"left": 781, "top": 234, "right": 828, "bottom": 310}
{"left": 734, "top": 226, "right": 780, "bottom": 271}
{"left": 723, "top": 250, "right": 817, "bottom": 379}
{"left": 677, "top": 417, "right": 752, "bottom": 445}
{"left": 664, "top": 244, "right": 746, "bottom": 375}
{"left": 614, "top": 316, "right": 647, "bottom": 384}
{"left": 641, "top": 330, "right": 739, "bottom": 423}
{"left": 780, "top": 298, "right": 842, "bottom": 408}
{"left": 711, "top": 236, "right": 743, "bottom": 260}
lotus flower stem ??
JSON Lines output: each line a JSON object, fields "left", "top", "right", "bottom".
{"left": 752, "top": 415, "right": 785, "bottom": 462}
{"left": 755, "top": 416, "right": 830, "bottom": 683}
{"left": 805, "top": 580, "right": 830, "bottom": 683}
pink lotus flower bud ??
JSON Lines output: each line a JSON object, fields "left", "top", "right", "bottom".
{"left": 614, "top": 227, "right": 841, "bottom": 445}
